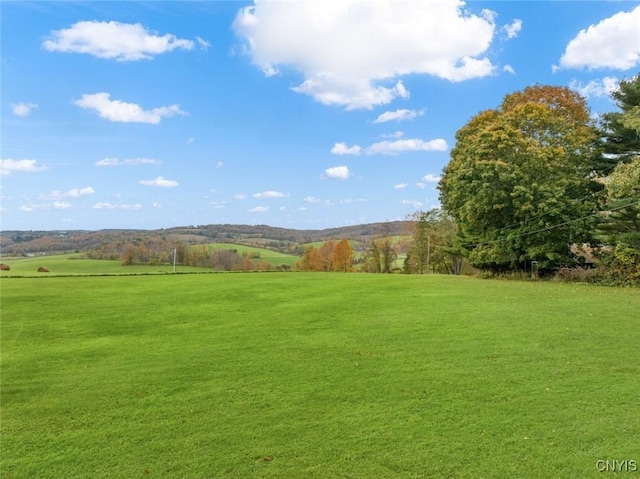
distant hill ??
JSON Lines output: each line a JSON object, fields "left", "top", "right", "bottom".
{"left": 0, "top": 221, "right": 412, "bottom": 256}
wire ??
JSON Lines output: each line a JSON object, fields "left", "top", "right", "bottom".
{"left": 465, "top": 199, "right": 640, "bottom": 248}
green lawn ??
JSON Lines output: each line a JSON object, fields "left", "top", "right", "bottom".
{"left": 1, "top": 274, "right": 638, "bottom": 478}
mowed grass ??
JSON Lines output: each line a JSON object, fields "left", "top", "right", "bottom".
{"left": 1, "top": 274, "right": 639, "bottom": 478}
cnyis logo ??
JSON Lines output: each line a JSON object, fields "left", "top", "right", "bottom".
{"left": 595, "top": 459, "right": 638, "bottom": 472}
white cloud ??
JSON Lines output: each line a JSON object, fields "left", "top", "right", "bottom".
{"left": 75, "top": 93, "right": 186, "bottom": 124}
{"left": 43, "top": 21, "right": 194, "bottom": 61}
{"left": 253, "top": 190, "right": 287, "bottom": 199}
{"left": 503, "top": 19, "right": 522, "bottom": 39}
{"left": 210, "top": 201, "right": 226, "bottom": 209}
{"left": 53, "top": 201, "right": 71, "bottom": 209}
{"left": 248, "top": 206, "right": 269, "bottom": 213}
{"left": 366, "top": 138, "right": 448, "bottom": 155}
{"left": 93, "top": 202, "right": 142, "bottom": 210}
{"left": 303, "top": 196, "right": 335, "bottom": 206}
{"left": 152, "top": 202, "right": 162, "bottom": 208}
{"left": 569, "top": 77, "right": 619, "bottom": 99}
{"left": 331, "top": 142, "right": 362, "bottom": 155}
{"left": 139, "top": 176, "right": 179, "bottom": 187}
{"left": 401, "top": 199, "right": 423, "bottom": 209}
{"left": 12, "top": 102, "right": 38, "bottom": 117}
{"left": 323, "top": 166, "right": 350, "bottom": 180}
{"left": 503, "top": 65, "right": 515, "bottom": 75}
{"left": 96, "top": 157, "right": 161, "bottom": 166}
{"left": 381, "top": 131, "right": 405, "bottom": 139}
{"left": 557, "top": 6, "right": 640, "bottom": 71}
{"left": 0, "top": 159, "right": 47, "bottom": 175}
{"left": 234, "top": 0, "right": 497, "bottom": 109}
{"left": 394, "top": 183, "right": 408, "bottom": 190}
{"left": 374, "top": 109, "right": 423, "bottom": 124}
{"left": 422, "top": 173, "right": 442, "bottom": 183}
{"left": 40, "top": 187, "right": 95, "bottom": 199}
{"left": 234, "top": 194, "right": 247, "bottom": 200}
{"left": 196, "top": 36, "right": 211, "bottom": 51}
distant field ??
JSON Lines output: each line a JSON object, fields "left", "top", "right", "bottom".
{"left": 1, "top": 274, "right": 638, "bottom": 478}
{"left": 0, "top": 254, "right": 212, "bottom": 276}
{"left": 205, "top": 243, "right": 299, "bottom": 267}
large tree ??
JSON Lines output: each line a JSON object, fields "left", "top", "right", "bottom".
{"left": 597, "top": 76, "right": 640, "bottom": 250}
{"left": 439, "top": 85, "right": 600, "bottom": 273}
{"left": 598, "top": 73, "right": 640, "bottom": 174}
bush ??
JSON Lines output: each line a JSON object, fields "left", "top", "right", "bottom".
{"left": 593, "top": 245, "right": 640, "bottom": 286}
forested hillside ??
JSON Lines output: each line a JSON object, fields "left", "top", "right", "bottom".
{"left": 0, "top": 221, "right": 410, "bottom": 256}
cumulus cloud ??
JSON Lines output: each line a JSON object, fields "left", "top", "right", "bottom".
{"left": 233, "top": 0, "right": 499, "bottom": 109}
{"left": 139, "top": 176, "right": 179, "bottom": 187}
{"left": 394, "top": 183, "right": 408, "bottom": 190}
{"left": 417, "top": 173, "right": 441, "bottom": 189}
{"left": 401, "top": 199, "right": 423, "bottom": 209}
{"left": 569, "top": 77, "right": 619, "bottom": 99}
{"left": 12, "top": 102, "right": 38, "bottom": 117}
{"left": 323, "top": 166, "right": 350, "bottom": 180}
{"left": 304, "top": 196, "right": 322, "bottom": 204}
{"left": 253, "top": 190, "right": 287, "bottom": 199}
{"left": 556, "top": 5, "right": 640, "bottom": 71}
{"left": 366, "top": 138, "right": 448, "bottom": 155}
{"left": 374, "top": 109, "right": 424, "bottom": 124}
{"left": 53, "top": 201, "right": 72, "bottom": 209}
{"left": 43, "top": 21, "right": 194, "bottom": 61}
{"left": 331, "top": 142, "right": 362, "bottom": 155}
{"left": 248, "top": 206, "right": 268, "bottom": 213}
{"left": 96, "top": 157, "right": 161, "bottom": 166}
{"left": 75, "top": 93, "right": 186, "bottom": 124}
{"left": 503, "top": 19, "right": 522, "bottom": 39}
{"left": 382, "top": 131, "right": 405, "bottom": 139}
{"left": 0, "top": 159, "right": 47, "bottom": 175}
{"left": 196, "top": 36, "right": 211, "bottom": 51}
{"left": 40, "top": 187, "right": 95, "bottom": 199}
{"left": 422, "top": 173, "right": 442, "bottom": 183}
{"left": 93, "top": 202, "right": 142, "bottom": 210}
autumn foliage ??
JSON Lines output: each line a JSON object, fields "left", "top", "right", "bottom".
{"left": 296, "top": 239, "right": 354, "bottom": 272}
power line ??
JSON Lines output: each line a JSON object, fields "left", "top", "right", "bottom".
{"left": 466, "top": 199, "right": 640, "bottom": 248}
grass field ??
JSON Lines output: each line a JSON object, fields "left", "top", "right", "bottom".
{"left": 0, "top": 254, "right": 231, "bottom": 277}
{"left": 1, "top": 274, "right": 639, "bottom": 478}
{"left": 204, "top": 243, "right": 298, "bottom": 268}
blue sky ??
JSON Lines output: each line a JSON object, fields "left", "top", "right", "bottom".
{"left": 2, "top": 0, "right": 639, "bottom": 231}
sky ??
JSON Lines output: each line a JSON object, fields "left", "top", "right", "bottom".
{"left": 2, "top": 0, "right": 640, "bottom": 231}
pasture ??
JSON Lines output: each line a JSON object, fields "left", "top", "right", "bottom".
{"left": 1, "top": 273, "right": 638, "bottom": 478}
{"left": 204, "top": 243, "right": 298, "bottom": 268}
{"left": 0, "top": 254, "right": 213, "bottom": 277}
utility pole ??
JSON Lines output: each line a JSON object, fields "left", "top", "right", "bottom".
{"left": 426, "top": 235, "right": 431, "bottom": 274}
{"left": 173, "top": 247, "right": 177, "bottom": 273}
